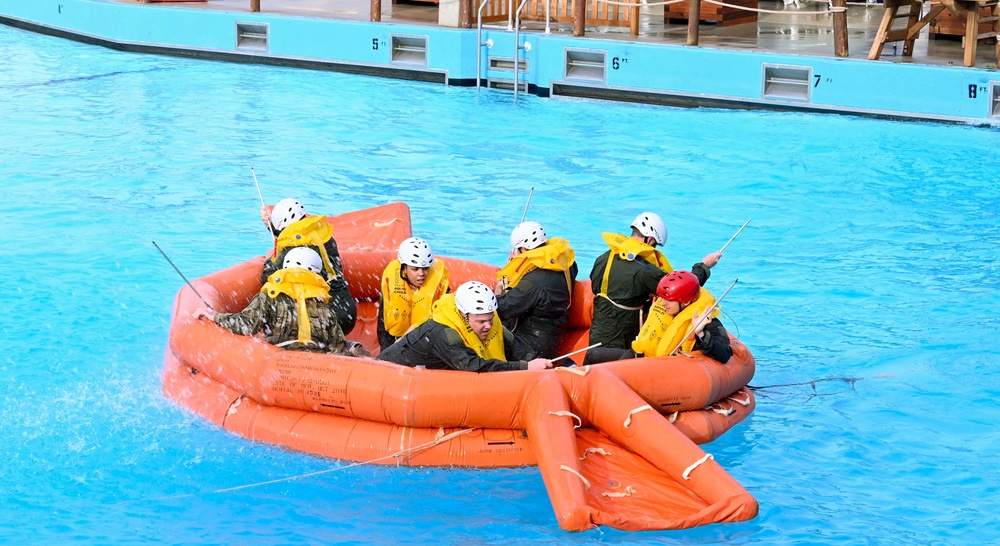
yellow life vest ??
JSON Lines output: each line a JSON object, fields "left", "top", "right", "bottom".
{"left": 631, "top": 288, "right": 719, "bottom": 357}
{"left": 495, "top": 237, "right": 576, "bottom": 295}
{"left": 261, "top": 268, "right": 331, "bottom": 344}
{"left": 380, "top": 259, "right": 450, "bottom": 337}
{"left": 431, "top": 293, "right": 506, "bottom": 361}
{"left": 272, "top": 215, "right": 339, "bottom": 280}
{"left": 597, "top": 232, "right": 674, "bottom": 299}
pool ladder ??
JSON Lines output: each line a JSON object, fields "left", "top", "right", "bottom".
{"left": 476, "top": 0, "right": 541, "bottom": 100}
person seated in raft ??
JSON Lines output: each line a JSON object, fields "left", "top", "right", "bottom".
{"left": 492, "top": 221, "right": 578, "bottom": 359}
{"left": 194, "top": 247, "right": 369, "bottom": 357}
{"left": 584, "top": 211, "right": 721, "bottom": 365}
{"left": 377, "top": 237, "right": 450, "bottom": 350}
{"left": 377, "top": 281, "right": 552, "bottom": 372}
{"left": 260, "top": 198, "right": 357, "bottom": 335}
{"left": 586, "top": 271, "right": 732, "bottom": 364}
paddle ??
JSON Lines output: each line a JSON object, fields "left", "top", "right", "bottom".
{"left": 153, "top": 241, "right": 213, "bottom": 311}
{"left": 667, "top": 279, "right": 738, "bottom": 357}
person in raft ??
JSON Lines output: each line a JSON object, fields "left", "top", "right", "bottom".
{"left": 585, "top": 271, "right": 732, "bottom": 364}
{"left": 377, "top": 281, "right": 552, "bottom": 372}
{"left": 492, "top": 221, "right": 578, "bottom": 359}
{"left": 377, "top": 237, "right": 450, "bottom": 350}
{"left": 194, "top": 247, "right": 369, "bottom": 357}
{"left": 260, "top": 198, "right": 357, "bottom": 335}
{"left": 584, "top": 211, "right": 721, "bottom": 365}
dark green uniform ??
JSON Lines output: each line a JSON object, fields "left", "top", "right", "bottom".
{"left": 587, "top": 251, "right": 710, "bottom": 354}
{"left": 261, "top": 237, "right": 358, "bottom": 334}
{"left": 214, "top": 292, "right": 352, "bottom": 355}
{"left": 377, "top": 320, "right": 537, "bottom": 372}
{"left": 496, "top": 263, "right": 578, "bottom": 359}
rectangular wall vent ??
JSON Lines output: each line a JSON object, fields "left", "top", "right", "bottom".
{"left": 489, "top": 57, "right": 529, "bottom": 72}
{"left": 236, "top": 22, "right": 268, "bottom": 52}
{"left": 564, "top": 49, "right": 606, "bottom": 83}
{"left": 762, "top": 64, "right": 812, "bottom": 102}
{"left": 991, "top": 82, "right": 1000, "bottom": 118}
{"left": 391, "top": 35, "right": 428, "bottom": 65}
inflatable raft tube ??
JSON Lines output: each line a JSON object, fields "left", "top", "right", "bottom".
{"left": 163, "top": 203, "right": 758, "bottom": 531}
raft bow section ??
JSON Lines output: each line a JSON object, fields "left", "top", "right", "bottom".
{"left": 162, "top": 202, "right": 758, "bottom": 532}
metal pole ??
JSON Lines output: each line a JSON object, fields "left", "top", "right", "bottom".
{"left": 152, "top": 241, "right": 214, "bottom": 310}
{"left": 520, "top": 187, "right": 535, "bottom": 223}
{"left": 548, "top": 342, "right": 601, "bottom": 363}
{"left": 719, "top": 219, "right": 751, "bottom": 253}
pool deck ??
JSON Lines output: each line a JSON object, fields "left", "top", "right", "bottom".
{"left": 128, "top": 0, "right": 997, "bottom": 67}
{"left": 2, "top": 0, "right": 999, "bottom": 123}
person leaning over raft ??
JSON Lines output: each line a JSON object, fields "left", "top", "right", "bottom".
{"left": 261, "top": 198, "right": 358, "bottom": 334}
{"left": 194, "top": 247, "right": 369, "bottom": 357}
{"left": 586, "top": 271, "right": 732, "bottom": 364}
{"left": 377, "top": 281, "right": 552, "bottom": 372}
{"left": 492, "top": 221, "right": 577, "bottom": 359}
{"left": 585, "top": 211, "right": 721, "bottom": 365}
{"left": 377, "top": 237, "right": 450, "bottom": 350}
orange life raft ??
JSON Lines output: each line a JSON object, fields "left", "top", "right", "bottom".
{"left": 163, "top": 203, "right": 759, "bottom": 532}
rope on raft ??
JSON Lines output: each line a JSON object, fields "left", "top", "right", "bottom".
{"left": 115, "top": 427, "right": 476, "bottom": 505}
{"left": 749, "top": 377, "right": 863, "bottom": 391}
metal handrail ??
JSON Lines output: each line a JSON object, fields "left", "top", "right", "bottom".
{"left": 476, "top": 0, "right": 492, "bottom": 90}
{"left": 513, "top": 0, "right": 529, "bottom": 100}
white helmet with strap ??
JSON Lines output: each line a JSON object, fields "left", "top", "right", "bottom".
{"left": 398, "top": 237, "right": 435, "bottom": 268}
{"left": 631, "top": 212, "right": 667, "bottom": 246}
{"left": 282, "top": 247, "right": 323, "bottom": 274}
{"left": 455, "top": 281, "right": 498, "bottom": 314}
{"left": 271, "top": 198, "right": 307, "bottom": 231}
{"left": 510, "top": 221, "right": 547, "bottom": 250}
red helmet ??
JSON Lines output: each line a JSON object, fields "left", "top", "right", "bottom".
{"left": 656, "top": 271, "right": 700, "bottom": 304}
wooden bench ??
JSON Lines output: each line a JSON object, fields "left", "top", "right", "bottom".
{"left": 868, "top": 0, "right": 1000, "bottom": 67}
{"left": 665, "top": 0, "right": 758, "bottom": 26}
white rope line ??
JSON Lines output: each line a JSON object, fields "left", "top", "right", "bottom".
{"left": 593, "top": 0, "right": 684, "bottom": 6}
{"left": 681, "top": 453, "right": 714, "bottom": 480}
{"left": 623, "top": 404, "right": 653, "bottom": 428}
{"left": 556, "top": 365, "right": 590, "bottom": 376}
{"left": 560, "top": 465, "right": 592, "bottom": 489}
{"left": 226, "top": 395, "right": 245, "bottom": 416}
{"left": 728, "top": 391, "right": 752, "bottom": 406}
{"left": 591, "top": 0, "right": 846, "bottom": 11}
{"left": 602, "top": 485, "right": 636, "bottom": 498}
{"left": 115, "top": 428, "right": 476, "bottom": 505}
{"left": 371, "top": 218, "right": 403, "bottom": 228}
{"left": 702, "top": 0, "right": 847, "bottom": 13}
{"left": 549, "top": 410, "right": 583, "bottom": 429}
{"left": 709, "top": 403, "right": 736, "bottom": 416}
{"left": 668, "top": 411, "right": 679, "bottom": 423}
{"left": 579, "top": 447, "right": 612, "bottom": 460}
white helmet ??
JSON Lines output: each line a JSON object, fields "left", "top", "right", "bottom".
{"left": 271, "top": 198, "right": 307, "bottom": 231}
{"left": 510, "top": 221, "right": 547, "bottom": 250}
{"left": 631, "top": 212, "right": 667, "bottom": 246}
{"left": 455, "top": 281, "right": 498, "bottom": 314}
{"left": 398, "top": 237, "right": 435, "bottom": 268}
{"left": 282, "top": 247, "right": 323, "bottom": 274}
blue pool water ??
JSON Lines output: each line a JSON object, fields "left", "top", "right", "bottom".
{"left": 2, "top": 23, "right": 999, "bottom": 544}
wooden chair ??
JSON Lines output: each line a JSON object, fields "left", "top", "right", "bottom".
{"left": 868, "top": 0, "right": 999, "bottom": 67}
